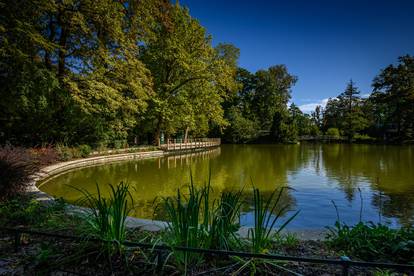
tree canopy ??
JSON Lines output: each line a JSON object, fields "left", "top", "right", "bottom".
{"left": 0, "top": 1, "right": 413, "bottom": 146}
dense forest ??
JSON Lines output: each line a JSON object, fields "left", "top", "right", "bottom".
{"left": 1, "top": 0, "right": 413, "bottom": 147}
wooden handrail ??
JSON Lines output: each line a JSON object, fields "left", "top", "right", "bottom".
{"left": 160, "top": 138, "right": 221, "bottom": 151}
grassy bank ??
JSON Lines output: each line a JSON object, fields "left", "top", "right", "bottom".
{"left": 1, "top": 183, "right": 413, "bottom": 275}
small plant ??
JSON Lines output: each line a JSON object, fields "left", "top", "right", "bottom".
{"left": 326, "top": 221, "right": 414, "bottom": 263}
{"left": 232, "top": 187, "right": 299, "bottom": 275}
{"left": 75, "top": 182, "right": 133, "bottom": 255}
{"left": 70, "top": 147, "right": 82, "bottom": 159}
{"left": 273, "top": 232, "right": 300, "bottom": 249}
{"left": 0, "top": 145, "right": 39, "bottom": 200}
{"left": 209, "top": 190, "right": 243, "bottom": 250}
{"left": 160, "top": 179, "right": 210, "bottom": 267}
{"left": 249, "top": 187, "right": 299, "bottom": 254}
{"left": 78, "top": 144, "right": 92, "bottom": 158}
{"left": 158, "top": 174, "right": 243, "bottom": 270}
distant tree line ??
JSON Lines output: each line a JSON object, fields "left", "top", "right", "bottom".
{"left": 316, "top": 56, "right": 414, "bottom": 143}
{"left": 0, "top": 0, "right": 413, "bottom": 147}
{"left": 223, "top": 56, "right": 414, "bottom": 144}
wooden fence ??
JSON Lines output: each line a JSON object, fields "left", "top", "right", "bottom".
{"left": 159, "top": 138, "right": 221, "bottom": 151}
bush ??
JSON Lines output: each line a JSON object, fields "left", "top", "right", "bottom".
{"left": 0, "top": 194, "right": 68, "bottom": 227}
{"left": 113, "top": 140, "right": 127, "bottom": 149}
{"left": 30, "top": 146, "right": 59, "bottom": 166}
{"left": 326, "top": 128, "right": 340, "bottom": 137}
{"left": 55, "top": 144, "right": 73, "bottom": 161}
{"left": 326, "top": 221, "right": 414, "bottom": 263}
{"left": 0, "top": 145, "right": 39, "bottom": 200}
{"left": 0, "top": 194, "right": 42, "bottom": 225}
{"left": 78, "top": 144, "right": 92, "bottom": 158}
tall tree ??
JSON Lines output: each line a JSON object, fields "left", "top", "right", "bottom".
{"left": 338, "top": 80, "right": 367, "bottom": 140}
{"left": 141, "top": 3, "right": 238, "bottom": 144}
{"left": 372, "top": 55, "right": 414, "bottom": 141}
{"left": 252, "top": 65, "right": 297, "bottom": 132}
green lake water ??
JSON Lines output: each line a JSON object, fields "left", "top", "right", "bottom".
{"left": 38, "top": 144, "right": 414, "bottom": 229}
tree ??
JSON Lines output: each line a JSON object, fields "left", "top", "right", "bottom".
{"left": 252, "top": 65, "right": 297, "bottom": 131}
{"left": 322, "top": 81, "right": 368, "bottom": 140}
{"left": 372, "top": 55, "right": 414, "bottom": 141}
{"left": 0, "top": 0, "right": 156, "bottom": 145}
{"left": 141, "top": 4, "right": 238, "bottom": 144}
{"left": 224, "top": 106, "right": 259, "bottom": 143}
{"left": 337, "top": 80, "right": 368, "bottom": 141}
{"left": 311, "top": 105, "right": 323, "bottom": 129}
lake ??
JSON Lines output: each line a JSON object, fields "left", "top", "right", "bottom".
{"left": 38, "top": 144, "right": 414, "bottom": 229}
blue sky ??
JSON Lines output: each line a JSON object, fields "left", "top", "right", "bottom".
{"left": 179, "top": 0, "right": 414, "bottom": 112}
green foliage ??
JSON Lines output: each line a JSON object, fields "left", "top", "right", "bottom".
{"left": 326, "top": 221, "right": 414, "bottom": 263}
{"left": 140, "top": 4, "right": 238, "bottom": 142}
{"left": 0, "top": 194, "right": 67, "bottom": 227}
{"left": 326, "top": 127, "right": 340, "bottom": 137}
{"left": 0, "top": 195, "right": 41, "bottom": 225}
{"left": 75, "top": 182, "right": 133, "bottom": 253}
{"left": 273, "top": 233, "right": 300, "bottom": 249}
{"left": 249, "top": 187, "right": 299, "bottom": 253}
{"left": 225, "top": 106, "right": 259, "bottom": 143}
{"left": 372, "top": 55, "right": 414, "bottom": 141}
{"left": 159, "top": 175, "right": 242, "bottom": 267}
{"left": 78, "top": 144, "right": 92, "bottom": 158}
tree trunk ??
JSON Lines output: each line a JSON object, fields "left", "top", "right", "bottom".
{"left": 154, "top": 117, "right": 163, "bottom": 146}
{"left": 57, "top": 11, "right": 67, "bottom": 82}
{"left": 45, "top": 16, "right": 55, "bottom": 70}
{"left": 184, "top": 126, "right": 189, "bottom": 143}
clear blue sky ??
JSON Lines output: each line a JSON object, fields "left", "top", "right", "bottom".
{"left": 179, "top": 0, "right": 414, "bottom": 112}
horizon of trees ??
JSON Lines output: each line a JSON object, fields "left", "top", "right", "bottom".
{"left": 1, "top": 0, "right": 413, "bottom": 147}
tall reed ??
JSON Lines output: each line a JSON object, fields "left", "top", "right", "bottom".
{"left": 249, "top": 187, "right": 299, "bottom": 253}
{"left": 74, "top": 181, "right": 133, "bottom": 252}
{"left": 159, "top": 175, "right": 243, "bottom": 267}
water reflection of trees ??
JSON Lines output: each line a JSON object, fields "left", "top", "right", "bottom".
{"left": 320, "top": 144, "right": 414, "bottom": 226}
{"left": 39, "top": 144, "right": 414, "bottom": 226}
{"left": 41, "top": 145, "right": 302, "bottom": 220}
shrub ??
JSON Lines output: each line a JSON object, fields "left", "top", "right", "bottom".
{"left": 113, "top": 140, "right": 127, "bottom": 149}
{"left": 0, "top": 145, "right": 39, "bottom": 200}
{"left": 326, "top": 221, "right": 414, "bottom": 263}
{"left": 55, "top": 144, "right": 73, "bottom": 161}
{"left": 326, "top": 128, "right": 340, "bottom": 137}
{"left": 70, "top": 147, "right": 81, "bottom": 159}
{"left": 78, "top": 144, "right": 92, "bottom": 158}
{"left": 0, "top": 194, "right": 42, "bottom": 225}
{"left": 30, "top": 146, "right": 59, "bottom": 166}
